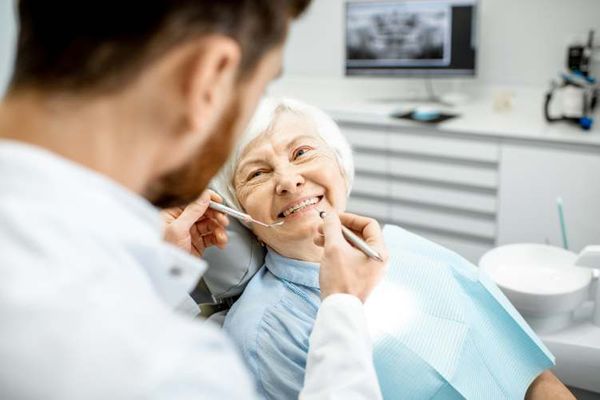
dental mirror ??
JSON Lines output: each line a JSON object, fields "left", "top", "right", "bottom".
{"left": 209, "top": 201, "right": 284, "bottom": 228}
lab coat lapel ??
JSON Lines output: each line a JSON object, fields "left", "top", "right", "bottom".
{"left": 127, "top": 240, "right": 207, "bottom": 316}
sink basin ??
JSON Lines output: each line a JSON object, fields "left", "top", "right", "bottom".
{"left": 480, "top": 244, "right": 593, "bottom": 332}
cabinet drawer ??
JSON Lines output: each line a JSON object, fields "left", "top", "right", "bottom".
{"left": 343, "top": 127, "right": 387, "bottom": 150}
{"left": 387, "top": 130, "right": 500, "bottom": 163}
{"left": 354, "top": 153, "right": 387, "bottom": 173}
{"left": 348, "top": 195, "right": 495, "bottom": 241}
{"left": 347, "top": 197, "right": 388, "bottom": 220}
{"left": 354, "top": 153, "right": 498, "bottom": 190}
{"left": 387, "top": 157, "right": 498, "bottom": 189}
{"left": 341, "top": 125, "right": 500, "bottom": 163}
{"left": 352, "top": 175, "right": 497, "bottom": 214}
{"left": 352, "top": 174, "right": 388, "bottom": 196}
{"left": 389, "top": 180, "right": 497, "bottom": 214}
{"left": 389, "top": 203, "right": 496, "bottom": 240}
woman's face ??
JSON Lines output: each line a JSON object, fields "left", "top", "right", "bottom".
{"left": 234, "top": 111, "right": 348, "bottom": 256}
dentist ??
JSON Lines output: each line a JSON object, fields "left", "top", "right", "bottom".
{"left": 0, "top": 1, "right": 386, "bottom": 399}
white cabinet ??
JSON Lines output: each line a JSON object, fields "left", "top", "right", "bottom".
{"left": 497, "top": 145, "right": 600, "bottom": 252}
{"left": 343, "top": 123, "right": 499, "bottom": 263}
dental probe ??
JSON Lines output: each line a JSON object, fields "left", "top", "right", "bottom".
{"left": 318, "top": 211, "right": 384, "bottom": 262}
{"left": 209, "top": 201, "right": 284, "bottom": 228}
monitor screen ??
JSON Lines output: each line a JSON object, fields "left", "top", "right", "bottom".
{"left": 345, "top": 0, "right": 478, "bottom": 76}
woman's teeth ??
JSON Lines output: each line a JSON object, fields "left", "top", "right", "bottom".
{"left": 282, "top": 197, "right": 321, "bottom": 217}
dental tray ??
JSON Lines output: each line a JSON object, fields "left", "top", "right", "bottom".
{"left": 390, "top": 111, "right": 459, "bottom": 124}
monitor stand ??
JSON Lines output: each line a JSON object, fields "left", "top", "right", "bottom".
{"left": 372, "top": 78, "right": 463, "bottom": 107}
{"left": 413, "top": 78, "right": 452, "bottom": 106}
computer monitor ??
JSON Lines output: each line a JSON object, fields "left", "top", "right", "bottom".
{"left": 345, "top": 0, "right": 478, "bottom": 77}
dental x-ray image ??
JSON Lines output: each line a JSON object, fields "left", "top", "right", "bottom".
{"left": 346, "top": 1, "right": 452, "bottom": 67}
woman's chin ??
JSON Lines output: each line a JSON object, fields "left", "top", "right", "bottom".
{"left": 280, "top": 213, "right": 321, "bottom": 235}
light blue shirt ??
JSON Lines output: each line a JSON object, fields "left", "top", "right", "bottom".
{"left": 225, "top": 227, "right": 555, "bottom": 400}
{"left": 224, "top": 250, "right": 321, "bottom": 399}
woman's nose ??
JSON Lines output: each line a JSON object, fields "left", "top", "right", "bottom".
{"left": 275, "top": 171, "right": 305, "bottom": 195}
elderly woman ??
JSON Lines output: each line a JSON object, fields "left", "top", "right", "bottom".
{"left": 212, "top": 98, "right": 573, "bottom": 400}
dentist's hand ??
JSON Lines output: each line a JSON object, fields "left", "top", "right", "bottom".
{"left": 161, "top": 190, "right": 229, "bottom": 257}
{"left": 315, "top": 212, "right": 388, "bottom": 303}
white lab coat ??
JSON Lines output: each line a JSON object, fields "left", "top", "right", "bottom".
{"left": 0, "top": 140, "right": 382, "bottom": 400}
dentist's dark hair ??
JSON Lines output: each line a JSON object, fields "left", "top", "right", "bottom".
{"left": 9, "top": 0, "right": 310, "bottom": 94}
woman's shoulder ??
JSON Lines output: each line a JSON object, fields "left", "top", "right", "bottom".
{"left": 224, "top": 264, "right": 315, "bottom": 353}
{"left": 223, "top": 266, "right": 288, "bottom": 348}
{"left": 223, "top": 265, "right": 313, "bottom": 399}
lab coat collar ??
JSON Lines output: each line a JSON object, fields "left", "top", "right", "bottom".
{"left": 139, "top": 241, "right": 207, "bottom": 314}
{"left": 265, "top": 248, "right": 320, "bottom": 289}
{"left": 0, "top": 139, "right": 160, "bottom": 238}
{"left": 0, "top": 139, "right": 206, "bottom": 312}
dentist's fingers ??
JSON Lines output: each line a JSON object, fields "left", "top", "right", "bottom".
{"left": 174, "top": 190, "right": 228, "bottom": 229}
{"left": 190, "top": 224, "right": 228, "bottom": 256}
{"left": 316, "top": 214, "right": 363, "bottom": 249}
{"left": 318, "top": 211, "right": 388, "bottom": 303}
{"left": 163, "top": 189, "right": 231, "bottom": 256}
{"left": 204, "top": 209, "right": 230, "bottom": 227}
{"left": 194, "top": 217, "right": 222, "bottom": 236}
{"left": 208, "top": 189, "right": 223, "bottom": 203}
{"left": 208, "top": 226, "right": 228, "bottom": 249}
{"left": 193, "top": 221, "right": 227, "bottom": 244}
{"left": 338, "top": 213, "right": 380, "bottom": 243}
{"left": 200, "top": 190, "right": 228, "bottom": 226}
{"left": 321, "top": 212, "right": 346, "bottom": 248}
{"left": 161, "top": 207, "right": 182, "bottom": 222}
{"left": 200, "top": 228, "right": 228, "bottom": 250}
{"left": 189, "top": 226, "right": 204, "bottom": 257}
{"left": 339, "top": 213, "right": 387, "bottom": 258}
{"left": 172, "top": 191, "right": 212, "bottom": 231}
{"left": 316, "top": 213, "right": 385, "bottom": 256}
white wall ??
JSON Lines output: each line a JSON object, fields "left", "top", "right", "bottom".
{"left": 284, "top": 0, "right": 600, "bottom": 87}
{"left": 0, "top": 0, "right": 16, "bottom": 97}
{"left": 2, "top": 0, "right": 599, "bottom": 95}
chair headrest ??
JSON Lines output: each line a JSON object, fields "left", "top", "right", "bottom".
{"left": 199, "top": 217, "right": 266, "bottom": 300}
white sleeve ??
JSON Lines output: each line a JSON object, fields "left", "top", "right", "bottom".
{"left": 300, "top": 294, "right": 382, "bottom": 400}
{"left": 0, "top": 277, "right": 258, "bottom": 400}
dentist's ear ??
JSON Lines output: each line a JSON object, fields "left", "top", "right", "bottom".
{"left": 183, "top": 35, "right": 241, "bottom": 141}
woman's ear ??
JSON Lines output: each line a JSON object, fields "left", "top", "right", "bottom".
{"left": 334, "top": 155, "right": 351, "bottom": 195}
{"left": 182, "top": 35, "right": 241, "bottom": 143}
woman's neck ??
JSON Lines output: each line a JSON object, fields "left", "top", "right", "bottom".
{"left": 268, "top": 237, "right": 323, "bottom": 263}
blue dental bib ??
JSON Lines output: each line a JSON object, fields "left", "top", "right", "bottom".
{"left": 366, "top": 225, "right": 555, "bottom": 399}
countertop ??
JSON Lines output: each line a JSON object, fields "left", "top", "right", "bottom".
{"left": 267, "top": 76, "right": 600, "bottom": 149}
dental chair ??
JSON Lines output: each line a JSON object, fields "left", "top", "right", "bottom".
{"left": 190, "top": 218, "right": 265, "bottom": 326}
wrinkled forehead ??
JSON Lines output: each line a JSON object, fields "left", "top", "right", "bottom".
{"left": 236, "top": 111, "right": 325, "bottom": 169}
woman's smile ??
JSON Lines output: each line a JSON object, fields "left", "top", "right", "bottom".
{"left": 277, "top": 195, "right": 324, "bottom": 219}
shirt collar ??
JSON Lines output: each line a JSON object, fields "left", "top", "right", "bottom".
{"left": 265, "top": 248, "right": 320, "bottom": 289}
{"left": 0, "top": 139, "right": 206, "bottom": 313}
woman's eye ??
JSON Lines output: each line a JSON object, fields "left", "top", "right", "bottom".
{"left": 293, "top": 146, "right": 312, "bottom": 160}
{"left": 248, "top": 170, "right": 264, "bottom": 180}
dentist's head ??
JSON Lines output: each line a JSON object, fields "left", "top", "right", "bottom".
{"left": 212, "top": 98, "right": 355, "bottom": 262}
{"left": 2, "top": 0, "right": 311, "bottom": 207}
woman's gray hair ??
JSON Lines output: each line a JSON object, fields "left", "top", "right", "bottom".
{"left": 211, "top": 97, "right": 354, "bottom": 212}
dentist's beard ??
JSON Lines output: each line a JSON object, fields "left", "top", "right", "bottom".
{"left": 144, "top": 99, "right": 241, "bottom": 209}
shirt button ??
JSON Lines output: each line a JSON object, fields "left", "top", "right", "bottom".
{"left": 169, "top": 266, "right": 182, "bottom": 277}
